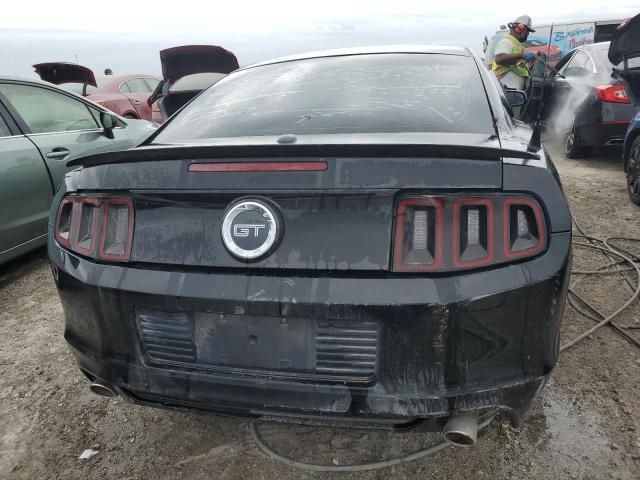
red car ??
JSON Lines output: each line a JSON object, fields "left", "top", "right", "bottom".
{"left": 33, "top": 63, "right": 160, "bottom": 121}
{"left": 148, "top": 45, "right": 239, "bottom": 124}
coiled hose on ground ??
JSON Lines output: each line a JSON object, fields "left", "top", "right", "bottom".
{"left": 251, "top": 215, "right": 640, "bottom": 472}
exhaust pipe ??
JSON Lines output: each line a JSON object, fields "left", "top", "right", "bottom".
{"left": 442, "top": 411, "right": 478, "bottom": 447}
{"left": 89, "top": 382, "right": 117, "bottom": 398}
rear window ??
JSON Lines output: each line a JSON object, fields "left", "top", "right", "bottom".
{"left": 153, "top": 53, "right": 494, "bottom": 143}
{"left": 169, "top": 72, "right": 227, "bottom": 93}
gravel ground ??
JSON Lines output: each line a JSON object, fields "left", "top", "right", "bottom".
{"left": 1, "top": 140, "right": 639, "bottom": 480}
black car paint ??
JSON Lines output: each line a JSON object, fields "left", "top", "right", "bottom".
{"left": 51, "top": 232, "right": 569, "bottom": 427}
{"left": 49, "top": 49, "right": 571, "bottom": 429}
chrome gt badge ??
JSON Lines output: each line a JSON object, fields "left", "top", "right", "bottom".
{"left": 222, "top": 199, "right": 280, "bottom": 260}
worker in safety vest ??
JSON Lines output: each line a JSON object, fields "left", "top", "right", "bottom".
{"left": 492, "top": 15, "right": 537, "bottom": 90}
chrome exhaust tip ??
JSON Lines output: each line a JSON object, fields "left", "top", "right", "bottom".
{"left": 89, "top": 383, "right": 117, "bottom": 398}
{"left": 442, "top": 411, "right": 478, "bottom": 447}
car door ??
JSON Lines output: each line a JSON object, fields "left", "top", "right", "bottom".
{"left": 0, "top": 82, "right": 134, "bottom": 190}
{"left": 0, "top": 99, "right": 53, "bottom": 261}
{"left": 120, "top": 78, "right": 152, "bottom": 120}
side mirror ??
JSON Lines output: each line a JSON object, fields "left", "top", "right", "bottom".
{"left": 100, "top": 111, "right": 117, "bottom": 139}
{"left": 504, "top": 89, "right": 527, "bottom": 108}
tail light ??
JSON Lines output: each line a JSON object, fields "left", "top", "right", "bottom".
{"left": 393, "top": 198, "right": 443, "bottom": 271}
{"left": 596, "top": 85, "right": 630, "bottom": 104}
{"left": 393, "top": 195, "right": 546, "bottom": 272}
{"left": 503, "top": 198, "right": 545, "bottom": 259}
{"left": 74, "top": 198, "right": 100, "bottom": 255}
{"left": 54, "top": 198, "right": 74, "bottom": 247}
{"left": 453, "top": 198, "right": 494, "bottom": 268}
{"left": 54, "top": 195, "right": 134, "bottom": 262}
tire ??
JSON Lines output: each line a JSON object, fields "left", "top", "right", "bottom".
{"left": 563, "top": 122, "right": 592, "bottom": 159}
{"left": 124, "top": 113, "right": 138, "bottom": 119}
{"left": 627, "top": 138, "right": 640, "bottom": 206}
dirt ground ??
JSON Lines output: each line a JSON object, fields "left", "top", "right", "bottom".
{"left": 1, "top": 139, "right": 639, "bottom": 480}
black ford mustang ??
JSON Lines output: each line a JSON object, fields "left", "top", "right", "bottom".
{"left": 48, "top": 46, "right": 571, "bottom": 443}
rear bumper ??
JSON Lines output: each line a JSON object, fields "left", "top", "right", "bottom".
{"left": 50, "top": 231, "right": 571, "bottom": 429}
{"left": 578, "top": 122, "right": 629, "bottom": 146}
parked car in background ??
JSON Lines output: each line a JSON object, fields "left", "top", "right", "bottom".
{"left": 610, "top": 13, "right": 640, "bottom": 205}
{"left": 523, "top": 42, "right": 638, "bottom": 158}
{"left": 148, "top": 45, "right": 239, "bottom": 124}
{"left": 149, "top": 72, "right": 227, "bottom": 124}
{"left": 49, "top": 46, "right": 571, "bottom": 439}
{"left": 33, "top": 63, "right": 160, "bottom": 121}
{"left": 0, "top": 76, "right": 156, "bottom": 264}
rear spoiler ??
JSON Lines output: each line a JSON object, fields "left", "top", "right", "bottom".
{"left": 68, "top": 144, "right": 540, "bottom": 168}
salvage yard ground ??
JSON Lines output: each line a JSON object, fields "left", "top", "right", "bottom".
{"left": 1, "top": 139, "right": 639, "bottom": 480}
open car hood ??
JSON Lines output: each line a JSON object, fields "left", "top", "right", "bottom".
{"left": 33, "top": 62, "right": 97, "bottom": 87}
{"left": 609, "top": 14, "right": 640, "bottom": 105}
{"left": 160, "top": 45, "right": 239, "bottom": 84}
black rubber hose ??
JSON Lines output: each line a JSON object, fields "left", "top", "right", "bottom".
{"left": 250, "top": 414, "right": 496, "bottom": 473}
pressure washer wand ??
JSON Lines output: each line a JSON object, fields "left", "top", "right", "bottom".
{"left": 533, "top": 55, "right": 565, "bottom": 79}
{"left": 527, "top": 24, "right": 555, "bottom": 152}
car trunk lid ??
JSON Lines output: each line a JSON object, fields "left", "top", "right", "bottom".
{"left": 609, "top": 14, "right": 640, "bottom": 104}
{"left": 160, "top": 45, "right": 239, "bottom": 84}
{"left": 33, "top": 62, "right": 97, "bottom": 87}
{"left": 66, "top": 135, "right": 528, "bottom": 272}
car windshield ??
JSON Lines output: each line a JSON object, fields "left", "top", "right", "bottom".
{"left": 153, "top": 53, "right": 494, "bottom": 143}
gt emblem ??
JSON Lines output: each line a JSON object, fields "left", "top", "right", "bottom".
{"left": 233, "top": 224, "right": 267, "bottom": 238}
{"left": 222, "top": 199, "right": 281, "bottom": 260}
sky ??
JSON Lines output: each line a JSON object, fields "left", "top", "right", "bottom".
{"left": 1, "top": 1, "right": 638, "bottom": 77}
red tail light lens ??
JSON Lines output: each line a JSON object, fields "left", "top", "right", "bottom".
{"left": 596, "top": 85, "right": 630, "bottom": 104}
{"left": 54, "top": 195, "right": 134, "bottom": 262}
{"left": 393, "top": 195, "right": 547, "bottom": 272}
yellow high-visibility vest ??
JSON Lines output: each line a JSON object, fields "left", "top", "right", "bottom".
{"left": 492, "top": 35, "right": 530, "bottom": 79}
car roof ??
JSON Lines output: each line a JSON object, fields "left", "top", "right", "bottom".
{"left": 98, "top": 74, "right": 158, "bottom": 83}
{"left": 91, "top": 74, "right": 158, "bottom": 89}
{"left": 0, "top": 75, "right": 62, "bottom": 86}
{"left": 245, "top": 45, "right": 471, "bottom": 69}
{"left": 581, "top": 41, "right": 611, "bottom": 51}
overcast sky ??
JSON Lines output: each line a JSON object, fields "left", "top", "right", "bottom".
{"left": 1, "top": 1, "right": 638, "bottom": 77}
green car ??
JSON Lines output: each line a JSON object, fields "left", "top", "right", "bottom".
{"left": 0, "top": 76, "right": 156, "bottom": 265}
